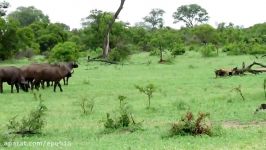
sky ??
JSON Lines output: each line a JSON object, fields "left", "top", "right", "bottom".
{"left": 6, "top": 0, "right": 266, "bottom": 29}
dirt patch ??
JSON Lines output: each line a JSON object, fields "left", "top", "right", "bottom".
{"left": 223, "top": 121, "right": 266, "bottom": 128}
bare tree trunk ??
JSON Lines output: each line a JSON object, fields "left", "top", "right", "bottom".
{"left": 103, "top": 32, "right": 110, "bottom": 58}
{"left": 159, "top": 44, "right": 164, "bottom": 63}
{"left": 102, "top": 0, "right": 126, "bottom": 59}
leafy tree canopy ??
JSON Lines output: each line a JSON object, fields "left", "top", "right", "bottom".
{"left": 143, "top": 8, "right": 165, "bottom": 29}
{"left": 0, "top": 1, "right": 9, "bottom": 17}
{"left": 8, "top": 6, "right": 50, "bottom": 27}
{"left": 173, "top": 4, "right": 209, "bottom": 28}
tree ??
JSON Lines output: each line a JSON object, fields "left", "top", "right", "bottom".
{"left": 0, "top": 1, "right": 9, "bottom": 17}
{"left": 8, "top": 6, "right": 49, "bottom": 27}
{"left": 143, "top": 8, "right": 165, "bottom": 29}
{"left": 173, "top": 4, "right": 209, "bottom": 28}
{"left": 16, "top": 27, "right": 36, "bottom": 49}
{"left": 0, "top": 18, "right": 19, "bottom": 60}
{"left": 217, "top": 22, "right": 245, "bottom": 45}
{"left": 81, "top": 10, "right": 112, "bottom": 50}
{"left": 49, "top": 42, "right": 79, "bottom": 62}
{"left": 192, "top": 24, "right": 218, "bottom": 45}
{"left": 128, "top": 26, "right": 152, "bottom": 51}
{"left": 150, "top": 28, "right": 179, "bottom": 62}
{"left": 32, "top": 23, "right": 69, "bottom": 52}
{"left": 102, "top": 0, "right": 126, "bottom": 59}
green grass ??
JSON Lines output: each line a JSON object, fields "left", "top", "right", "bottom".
{"left": 1, "top": 52, "right": 266, "bottom": 149}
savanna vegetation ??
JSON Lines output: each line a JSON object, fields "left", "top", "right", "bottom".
{"left": 0, "top": 0, "right": 266, "bottom": 149}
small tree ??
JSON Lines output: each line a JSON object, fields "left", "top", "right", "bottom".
{"left": 150, "top": 28, "right": 178, "bottom": 63}
{"left": 143, "top": 8, "right": 165, "bottom": 29}
{"left": 173, "top": 4, "right": 209, "bottom": 28}
{"left": 49, "top": 41, "right": 79, "bottom": 62}
{"left": 135, "top": 84, "right": 156, "bottom": 109}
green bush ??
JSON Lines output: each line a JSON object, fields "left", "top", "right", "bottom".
{"left": 103, "top": 96, "right": 142, "bottom": 133}
{"left": 0, "top": 132, "right": 9, "bottom": 147}
{"left": 200, "top": 44, "right": 218, "bottom": 57}
{"left": 108, "top": 42, "right": 131, "bottom": 62}
{"left": 249, "top": 44, "right": 266, "bottom": 55}
{"left": 7, "top": 98, "right": 47, "bottom": 136}
{"left": 171, "top": 44, "right": 186, "bottom": 57}
{"left": 149, "top": 48, "right": 160, "bottom": 56}
{"left": 104, "top": 96, "right": 131, "bottom": 129}
{"left": 223, "top": 42, "right": 249, "bottom": 55}
{"left": 49, "top": 42, "right": 79, "bottom": 62}
{"left": 223, "top": 43, "right": 266, "bottom": 55}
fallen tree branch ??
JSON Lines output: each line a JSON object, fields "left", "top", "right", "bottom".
{"left": 215, "top": 61, "right": 266, "bottom": 77}
{"left": 88, "top": 58, "right": 118, "bottom": 64}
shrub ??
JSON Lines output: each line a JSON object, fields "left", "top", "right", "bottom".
{"left": 0, "top": 132, "right": 10, "bottom": 147}
{"left": 108, "top": 42, "right": 131, "bottom": 62}
{"left": 149, "top": 48, "right": 160, "bottom": 56}
{"left": 168, "top": 112, "right": 213, "bottom": 137}
{"left": 7, "top": 95, "right": 47, "bottom": 136}
{"left": 171, "top": 44, "right": 186, "bottom": 57}
{"left": 224, "top": 42, "right": 266, "bottom": 55}
{"left": 49, "top": 41, "right": 79, "bottom": 62}
{"left": 223, "top": 42, "right": 249, "bottom": 55}
{"left": 200, "top": 44, "right": 218, "bottom": 57}
{"left": 103, "top": 96, "right": 142, "bottom": 133}
{"left": 249, "top": 44, "right": 266, "bottom": 55}
{"left": 135, "top": 84, "right": 156, "bottom": 109}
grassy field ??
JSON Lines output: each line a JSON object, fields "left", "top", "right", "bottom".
{"left": 0, "top": 52, "right": 266, "bottom": 150}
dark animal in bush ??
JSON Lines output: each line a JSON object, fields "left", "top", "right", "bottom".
{"left": 33, "top": 64, "right": 72, "bottom": 92}
{"left": 254, "top": 104, "right": 266, "bottom": 113}
{"left": 0, "top": 66, "right": 28, "bottom": 93}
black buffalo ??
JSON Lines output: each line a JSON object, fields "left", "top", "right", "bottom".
{"left": 33, "top": 64, "right": 72, "bottom": 92}
{"left": 60, "top": 61, "right": 78, "bottom": 85}
{"left": 0, "top": 66, "right": 28, "bottom": 93}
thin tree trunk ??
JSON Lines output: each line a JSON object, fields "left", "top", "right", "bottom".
{"left": 103, "top": 32, "right": 110, "bottom": 58}
{"left": 102, "top": 0, "right": 126, "bottom": 59}
{"left": 159, "top": 48, "right": 163, "bottom": 62}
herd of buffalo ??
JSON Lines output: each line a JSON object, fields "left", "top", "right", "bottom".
{"left": 0, "top": 62, "right": 78, "bottom": 93}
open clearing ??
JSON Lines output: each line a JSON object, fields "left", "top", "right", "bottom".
{"left": 1, "top": 53, "right": 266, "bottom": 150}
